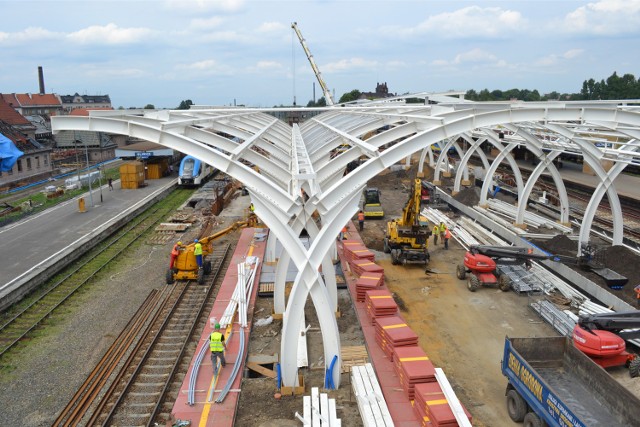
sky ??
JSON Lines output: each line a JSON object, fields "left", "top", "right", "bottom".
{"left": 1, "top": 0, "right": 639, "bottom": 109}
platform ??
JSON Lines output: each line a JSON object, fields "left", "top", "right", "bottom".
{"left": 171, "top": 227, "right": 267, "bottom": 426}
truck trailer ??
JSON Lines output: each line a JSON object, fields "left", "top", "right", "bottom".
{"left": 502, "top": 336, "right": 640, "bottom": 427}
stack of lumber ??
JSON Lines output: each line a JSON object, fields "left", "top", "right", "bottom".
{"left": 355, "top": 272, "right": 385, "bottom": 302}
{"left": 351, "top": 259, "right": 384, "bottom": 276}
{"left": 298, "top": 387, "right": 341, "bottom": 426}
{"left": 374, "top": 316, "right": 419, "bottom": 361}
{"left": 414, "top": 382, "right": 472, "bottom": 427}
{"left": 365, "top": 289, "right": 398, "bottom": 324}
{"left": 392, "top": 346, "right": 436, "bottom": 400}
{"left": 351, "top": 364, "right": 394, "bottom": 427}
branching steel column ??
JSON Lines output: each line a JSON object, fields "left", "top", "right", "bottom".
{"left": 452, "top": 135, "right": 492, "bottom": 193}
{"left": 479, "top": 137, "right": 523, "bottom": 206}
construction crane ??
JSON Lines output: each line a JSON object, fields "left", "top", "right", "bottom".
{"left": 291, "top": 22, "right": 335, "bottom": 106}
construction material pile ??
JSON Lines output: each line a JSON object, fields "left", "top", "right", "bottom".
{"left": 393, "top": 345, "right": 436, "bottom": 400}
{"left": 374, "top": 315, "right": 419, "bottom": 361}
{"left": 365, "top": 289, "right": 398, "bottom": 323}
{"left": 342, "top": 240, "right": 376, "bottom": 263}
{"left": 355, "top": 272, "right": 384, "bottom": 302}
{"left": 414, "top": 382, "right": 473, "bottom": 427}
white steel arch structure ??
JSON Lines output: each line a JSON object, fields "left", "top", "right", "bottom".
{"left": 52, "top": 101, "right": 640, "bottom": 388}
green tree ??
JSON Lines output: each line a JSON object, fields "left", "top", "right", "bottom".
{"left": 177, "top": 100, "right": 194, "bottom": 110}
{"left": 338, "top": 90, "right": 362, "bottom": 103}
{"left": 143, "top": 104, "right": 155, "bottom": 109}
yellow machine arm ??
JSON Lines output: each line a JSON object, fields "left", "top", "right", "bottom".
{"left": 400, "top": 179, "right": 423, "bottom": 227}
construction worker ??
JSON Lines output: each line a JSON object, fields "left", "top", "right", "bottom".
{"left": 210, "top": 323, "right": 226, "bottom": 374}
{"left": 439, "top": 222, "right": 447, "bottom": 243}
{"left": 249, "top": 202, "right": 255, "bottom": 213}
{"left": 432, "top": 224, "right": 439, "bottom": 245}
{"left": 338, "top": 225, "right": 348, "bottom": 241}
{"left": 443, "top": 228, "right": 451, "bottom": 250}
{"left": 194, "top": 239, "right": 203, "bottom": 269}
{"left": 169, "top": 241, "right": 182, "bottom": 270}
{"left": 357, "top": 210, "right": 365, "bottom": 231}
{"left": 635, "top": 285, "right": 640, "bottom": 307}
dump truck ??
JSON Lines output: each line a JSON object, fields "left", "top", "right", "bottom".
{"left": 502, "top": 336, "right": 640, "bottom": 427}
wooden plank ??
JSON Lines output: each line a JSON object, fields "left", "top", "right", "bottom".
{"left": 435, "top": 367, "right": 472, "bottom": 427}
{"left": 247, "top": 353, "right": 279, "bottom": 365}
{"left": 328, "top": 398, "right": 338, "bottom": 427}
{"left": 312, "top": 387, "right": 321, "bottom": 427}
{"left": 245, "top": 362, "right": 276, "bottom": 379}
{"left": 320, "top": 393, "right": 329, "bottom": 426}
{"left": 303, "top": 395, "right": 312, "bottom": 426}
{"left": 364, "top": 363, "right": 393, "bottom": 426}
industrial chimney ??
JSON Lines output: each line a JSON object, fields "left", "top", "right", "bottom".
{"left": 38, "top": 66, "right": 45, "bottom": 94}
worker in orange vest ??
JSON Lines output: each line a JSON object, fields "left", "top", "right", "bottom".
{"left": 444, "top": 228, "right": 452, "bottom": 250}
{"left": 338, "top": 225, "right": 348, "bottom": 241}
{"left": 635, "top": 285, "right": 640, "bottom": 307}
{"left": 169, "top": 241, "right": 182, "bottom": 270}
{"left": 357, "top": 210, "right": 365, "bottom": 231}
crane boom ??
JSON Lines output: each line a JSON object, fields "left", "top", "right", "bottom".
{"left": 291, "top": 22, "right": 335, "bottom": 106}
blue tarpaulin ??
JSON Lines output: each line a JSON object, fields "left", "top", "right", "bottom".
{"left": 0, "top": 133, "right": 24, "bottom": 172}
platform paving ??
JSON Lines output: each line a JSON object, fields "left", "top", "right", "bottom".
{"left": 0, "top": 176, "right": 176, "bottom": 309}
{"left": 171, "top": 227, "right": 267, "bottom": 426}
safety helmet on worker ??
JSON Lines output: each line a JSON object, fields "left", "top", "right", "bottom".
{"left": 177, "top": 241, "right": 182, "bottom": 245}
{"left": 215, "top": 323, "right": 221, "bottom": 329}
{"left": 194, "top": 239, "right": 198, "bottom": 243}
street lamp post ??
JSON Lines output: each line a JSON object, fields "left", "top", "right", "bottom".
{"left": 97, "top": 165, "right": 104, "bottom": 203}
{"left": 76, "top": 139, "right": 94, "bottom": 207}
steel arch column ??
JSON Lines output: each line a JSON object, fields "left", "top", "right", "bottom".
{"left": 478, "top": 137, "right": 523, "bottom": 206}
{"left": 453, "top": 135, "right": 492, "bottom": 195}
{"left": 501, "top": 125, "right": 570, "bottom": 226}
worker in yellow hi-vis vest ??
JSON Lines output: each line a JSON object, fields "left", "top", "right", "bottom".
{"left": 210, "top": 323, "right": 226, "bottom": 374}
{"left": 194, "top": 239, "right": 203, "bottom": 269}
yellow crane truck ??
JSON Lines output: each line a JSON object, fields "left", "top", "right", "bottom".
{"left": 166, "top": 215, "right": 257, "bottom": 285}
{"left": 383, "top": 178, "right": 431, "bottom": 265}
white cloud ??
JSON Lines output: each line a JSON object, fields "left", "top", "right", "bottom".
{"left": 257, "top": 22, "right": 286, "bottom": 33}
{"left": 562, "top": 0, "right": 640, "bottom": 35}
{"left": 453, "top": 48, "right": 497, "bottom": 65}
{"left": 175, "top": 59, "right": 234, "bottom": 76}
{"left": 384, "top": 6, "right": 525, "bottom": 39}
{"left": 67, "top": 23, "right": 156, "bottom": 45}
{"left": 323, "top": 58, "right": 379, "bottom": 73}
{"left": 164, "top": 0, "right": 245, "bottom": 13}
{"left": 535, "top": 49, "right": 584, "bottom": 67}
{"left": 190, "top": 17, "right": 225, "bottom": 30}
{"left": 0, "top": 27, "right": 61, "bottom": 44}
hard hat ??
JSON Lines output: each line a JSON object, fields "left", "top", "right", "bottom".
{"left": 177, "top": 241, "right": 182, "bottom": 245}
{"left": 215, "top": 323, "right": 221, "bottom": 329}
{"left": 194, "top": 239, "right": 198, "bottom": 243}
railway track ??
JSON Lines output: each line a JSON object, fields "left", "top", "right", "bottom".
{"left": 0, "top": 188, "right": 192, "bottom": 358}
{"left": 52, "top": 244, "right": 232, "bottom": 426}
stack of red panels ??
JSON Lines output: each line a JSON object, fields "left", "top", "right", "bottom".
{"left": 343, "top": 242, "right": 376, "bottom": 263}
{"left": 392, "top": 346, "right": 436, "bottom": 399}
{"left": 351, "top": 259, "right": 384, "bottom": 276}
{"left": 365, "top": 290, "right": 398, "bottom": 324}
{"left": 414, "top": 382, "right": 473, "bottom": 427}
{"left": 355, "top": 272, "right": 385, "bottom": 302}
{"left": 373, "top": 315, "right": 418, "bottom": 360}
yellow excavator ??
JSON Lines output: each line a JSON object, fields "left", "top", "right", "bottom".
{"left": 384, "top": 178, "right": 432, "bottom": 265}
{"left": 166, "top": 214, "right": 257, "bottom": 284}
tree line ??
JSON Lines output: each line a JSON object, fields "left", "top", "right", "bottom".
{"left": 465, "top": 72, "right": 640, "bottom": 102}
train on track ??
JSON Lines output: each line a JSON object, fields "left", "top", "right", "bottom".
{"left": 178, "top": 155, "right": 214, "bottom": 186}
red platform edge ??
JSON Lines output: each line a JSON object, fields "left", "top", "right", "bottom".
{"left": 171, "top": 228, "right": 267, "bottom": 427}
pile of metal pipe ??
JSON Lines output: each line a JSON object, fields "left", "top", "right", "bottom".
{"left": 219, "top": 256, "right": 259, "bottom": 328}
{"left": 485, "top": 199, "right": 572, "bottom": 233}
{"left": 215, "top": 328, "right": 246, "bottom": 403}
{"left": 529, "top": 299, "right": 576, "bottom": 336}
{"left": 472, "top": 205, "right": 527, "bottom": 236}
{"left": 187, "top": 341, "right": 210, "bottom": 405}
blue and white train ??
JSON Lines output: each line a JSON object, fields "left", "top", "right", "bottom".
{"left": 178, "top": 155, "right": 214, "bottom": 186}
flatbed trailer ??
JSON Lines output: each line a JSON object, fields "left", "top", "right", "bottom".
{"left": 502, "top": 336, "right": 640, "bottom": 427}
